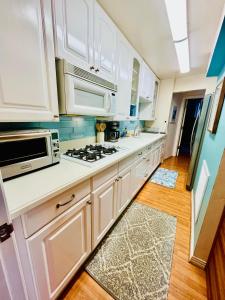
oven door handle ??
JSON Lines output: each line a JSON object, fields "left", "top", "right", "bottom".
{"left": 0, "top": 131, "right": 51, "bottom": 142}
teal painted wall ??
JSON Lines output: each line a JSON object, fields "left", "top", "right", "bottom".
{"left": 193, "top": 71, "right": 225, "bottom": 246}
{"left": 0, "top": 116, "right": 144, "bottom": 142}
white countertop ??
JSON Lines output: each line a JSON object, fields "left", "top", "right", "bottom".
{"left": 3, "top": 133, "right": 165, "bottom": 219}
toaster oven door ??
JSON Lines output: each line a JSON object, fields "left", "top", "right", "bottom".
{"left": 0, "top": 131, "right": 53, "bottom": 180}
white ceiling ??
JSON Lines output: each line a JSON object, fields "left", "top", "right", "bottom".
{"left": 97, "top": 0, "right": 225, "bottom": 79}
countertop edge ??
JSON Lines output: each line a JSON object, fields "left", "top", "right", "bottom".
{"left": 7, "top": 134, "right": 166, "bottom": 219}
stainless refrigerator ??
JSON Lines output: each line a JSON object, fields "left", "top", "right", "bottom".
{"left": 186, "top": 94, "right": 212, "bottom": 190}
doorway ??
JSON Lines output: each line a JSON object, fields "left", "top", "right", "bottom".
{"left": 177, "top": 98, "right": 203, "bottom": 156}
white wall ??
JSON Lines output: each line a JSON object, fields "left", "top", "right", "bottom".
{"left": 174, "top": 74, "right": 217, "bottom": 94}
{"left": 146, "top": 74, "right": 217, "bottom": 158}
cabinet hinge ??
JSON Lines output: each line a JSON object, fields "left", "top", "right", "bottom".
{"left": 0, "top": 223, "right": 14, "bottom": 243}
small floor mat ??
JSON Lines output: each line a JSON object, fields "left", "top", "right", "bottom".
{"left": 85, "top": 202, "right": 177, "bottom": 300}
{"left": 149, "top": 168, "right": 178, "bottom": 188}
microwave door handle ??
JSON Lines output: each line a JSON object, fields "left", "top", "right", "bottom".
{"left": 106, "top": 93, "right": 112, "bottom": 112}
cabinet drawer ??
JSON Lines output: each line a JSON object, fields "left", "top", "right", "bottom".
{"left": 118, "top": 153, "right": 137, "bottom": 172}
{"left": 92, "top": 164, "right": 118, "bottom": 190}
{"left": 22, "top": 180, "right": 90, "bottom": 238}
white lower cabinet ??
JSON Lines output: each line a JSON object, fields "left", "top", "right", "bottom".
{"left": 117, "top": 167, "right": 132, "bottom": 216}
{"left": 15, "top": 139, "right": 166, "bottom": 300}
{"left": 27, "top": 195, "right": 91, "bottom": 300}
{"left": 92, "top": 176, "right": 117, "bottom": 248}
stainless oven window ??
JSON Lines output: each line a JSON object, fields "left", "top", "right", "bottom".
{"left": 0, "top": 138, "right": 48, "bottom": 167}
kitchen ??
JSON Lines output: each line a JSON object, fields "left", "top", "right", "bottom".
{"left": 0, "top": 1, "right": 225, "bottom": 300}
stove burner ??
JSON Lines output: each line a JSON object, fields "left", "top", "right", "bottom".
{"left": 103, "top": 147, "right": 117, "bottom": 155}
{"left": 64, "top": 144, "right": 118, "bottom": 163}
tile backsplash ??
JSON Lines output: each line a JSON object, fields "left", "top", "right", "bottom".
{"left": 0, "top": 116, "right": 144, "bottom": 142}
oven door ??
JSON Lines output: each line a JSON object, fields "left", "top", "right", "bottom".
{"left": 0, "top": 131, "right": 53, "bottom": 180}
{"left": 64, "top": 75, "right": 114, "bottom": 116}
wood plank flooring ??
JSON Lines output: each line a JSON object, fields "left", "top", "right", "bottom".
{"left": 62, "top": 156, "right": 207, "bottom": 300}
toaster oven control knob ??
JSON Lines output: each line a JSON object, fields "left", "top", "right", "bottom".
{"left": 53, "top": 142, "right": 59, "bottom": 147}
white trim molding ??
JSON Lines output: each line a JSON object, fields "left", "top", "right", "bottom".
{"left": 189, "top": 190, "right": 207, "bottom": 269}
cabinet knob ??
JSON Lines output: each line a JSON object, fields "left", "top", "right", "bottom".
{"left": 118, "top": 176, "right": 122, "bottom": 179}
{"left": 95, "top": 68, "right": 100, "bottom": 73}
{"left": 87, "top": 200, "right": 92, "bottom": 205}
{"left": 90, "top": 66, "right": 95, "bottom": 70}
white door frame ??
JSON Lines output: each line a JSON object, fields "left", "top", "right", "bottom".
{"left": 175, "top": 95, "right": 204, "bottom": 157}
{"left": 0, "top": 174, "right": 27, "bottom": 300}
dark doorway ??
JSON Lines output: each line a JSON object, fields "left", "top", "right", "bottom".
{"left": 178, "top": 98, "right": 203, "bottom": 156}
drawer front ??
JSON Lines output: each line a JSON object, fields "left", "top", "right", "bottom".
{"left": 92, "top": 164, "right": 118, "bottom": 190}
{"left": 22, "top": 180, "right": 90, "bottom": 238}
{"left": 118, "top": 153, "right": 136, "bottom": 172}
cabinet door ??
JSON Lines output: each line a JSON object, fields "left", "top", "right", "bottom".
{"left": 92, "top": 176, "right": 117, "bottom": 248}
{"left": 130, "top": 50, "right": 141, "bottom": 118}
{"left": 27, "top": 195, "right": 91, "bottom": 300}
{"left": 53, "top": 0, "right": 94, "bottom": 71}
{"left": 94, "top": 3, "right": 117, "bottom": 83}
{"left": 151, "top": 78, "right": 160, "bottom": 119}
{"left": 140, "top": 62, "right": 153, "bottom": 100}
{"left": 117, "top": 168, "right": 132, "bottom": 216}
{"left": 0, "top": 0, "right": 58, "bottom": 122}
{"left": 131, "top": 158, "right": 147, "bottom": 193}
{"left": 115, "top": 34, "right": 132, "bottom": 118}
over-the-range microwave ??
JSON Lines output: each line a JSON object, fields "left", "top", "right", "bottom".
{"left": 56, "top": 59, "right": 117, "bottom": 116}
{"left": 0, "top": 129, "right": 60, "bottom": 181}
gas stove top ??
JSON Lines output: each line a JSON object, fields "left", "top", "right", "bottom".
{"left": 62, "top": 144, "right": 121, "bottom": 167}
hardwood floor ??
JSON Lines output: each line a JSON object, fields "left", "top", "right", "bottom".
{"left": 62, "top": 156, "right": 207, "bottom": 300}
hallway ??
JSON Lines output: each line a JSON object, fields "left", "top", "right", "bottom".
{"left": 62, "top": 156, "right": 207, "bottom": 300}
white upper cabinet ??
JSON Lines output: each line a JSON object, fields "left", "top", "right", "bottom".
{"left": 129, "top": 49, "right": 142, "bottom": 118}
{"left": 94, "top": 3, "right": 117, "bottom": 83}
{"left": 53, "top": 0, "right": 117, "bottom": 83}
{"left": 140, "top": 62, "right": 154, "bottom": 102}
{"left": 114, "top": 33, "right": 133, "bottom": 119}
{"left": 0, "top": 0, "right": 59, "bottom": 122}
{"left": 53, "top": 0, "right": 94, "bottom": 71}
{"left": 139, "top": 61, "right": 160, "bottom": 120}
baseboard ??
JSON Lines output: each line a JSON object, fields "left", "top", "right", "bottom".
{"left": 189, "top": 190, "right": 207, "bottom": 269}
{"left": 189, "top": 190, "right": 195, "bottom": 259}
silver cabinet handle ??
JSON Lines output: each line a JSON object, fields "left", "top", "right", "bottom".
{"left": 56, "top": 194, "right": 75, "bottom": 209}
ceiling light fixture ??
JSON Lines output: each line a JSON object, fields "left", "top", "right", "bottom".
{"left": 164, "top": 0, "right": 190, "bottom": 73}
{"left": 174, "top": 39, "right": 190, "bottom": 73}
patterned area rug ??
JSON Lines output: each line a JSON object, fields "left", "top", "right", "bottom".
{"left": 149, "top": 168, "right": 178, "bottom": 188}
{"left": 85, "top": 202, "right": 177, "bottom": 300}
